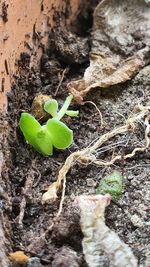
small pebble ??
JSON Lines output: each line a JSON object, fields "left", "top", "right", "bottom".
{"left": 130, "top": 214, "right": 144, "bottom": 228}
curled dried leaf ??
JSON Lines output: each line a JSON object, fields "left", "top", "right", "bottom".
{"left": 67, "top": 80, "right": 85, "bottom": 103}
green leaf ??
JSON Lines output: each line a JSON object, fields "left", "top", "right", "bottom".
{"left": 44, "top": 99, "right": 58, "bottom": 117}
{"left": 35, "top": 125, "right": 53, "bottom": 156}
{"left": 96, "top": 171, "right": 123, "bottom": 202}
{"left": 46, "top": 118, "right": 73, "bottom": 149}
{"left": 19, "top": 113, "right": 41, "bottom": 145}
{"left": 65, "top": 110, "right": 79, "bottom": 117}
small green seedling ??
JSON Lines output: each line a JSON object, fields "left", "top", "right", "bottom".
{"left": 96, "top": 171, "right": 123, "bottom": 202}
{"left": 19, "top": 95, "right": 78, "bottom": 156}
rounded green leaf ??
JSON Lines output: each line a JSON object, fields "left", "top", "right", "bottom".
{"left": 19, "top": 113, "right": 41, "bottom": 145}
{"left": 46, "top": 118, "right": 73, "bottom": 149}
{"left": 44, "top": 99, "right": 58, "bottom": 117}
{"left": 35, "top": 125, "right": 53, "bottom": 156}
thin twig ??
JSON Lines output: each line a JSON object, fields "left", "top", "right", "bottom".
{"left": 56, "top": 174, "right": 67, "bottom": 217}
{"left": 54, "top": 68, "right": 69, "bottom": 96}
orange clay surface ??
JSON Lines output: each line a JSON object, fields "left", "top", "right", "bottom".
{"left": 0, "top": 0, "right": 80, "bottom": 110}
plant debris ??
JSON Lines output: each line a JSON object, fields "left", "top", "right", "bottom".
{"left": 42, "top": 104, "right": 150, "bottom": 206}
{"left": 9, "top": 251, "right": 29, "bottom": 264}
{"left": 31, "top": 95, "right": 52, "bottom": 121}
{"left": 68, "top": 0, "right": 150, "bottom": 102}
{"left": 75, "top": 194, "right": 137, "bottom": 267}
{"left": 96, "top": 171, "right": 123, "bottom": 202}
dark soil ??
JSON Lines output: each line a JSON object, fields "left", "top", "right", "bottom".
{"left": 2, "top": 2, "right": 150, "bottom": 267}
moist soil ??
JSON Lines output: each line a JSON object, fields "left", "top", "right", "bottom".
{"left": 1, "top": 4, "right": 150, "bottom": 267}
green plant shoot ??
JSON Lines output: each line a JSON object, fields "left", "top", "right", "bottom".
{"left": 96, "top": 171, "right": 123, "bottom": 202}
{"left": 19, "top": 95, "right": 78, "bottom": 156}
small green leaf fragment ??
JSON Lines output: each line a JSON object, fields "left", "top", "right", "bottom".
{"left": 96, "top": 171, "right": 123, "bottom": 202}
{"left": 46, "top": 118, "right": 73, "bottom": 149}
{"left": 19, "top": 113, "right": 41, "bottom": 145}
{"left": 65, "top": 110, "right": 79, "bottom": 117}
{"left": 35, "top": 126, "right": 53, "bottom": 156}
{"left": 44, "top": 99, "right": 58, "bottom": 117}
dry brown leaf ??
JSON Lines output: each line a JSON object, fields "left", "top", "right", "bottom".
{"left": 9, "top": 251, "right": 29, "bottom": 264}
{"left": 68, "top": 0, "right": 150, "bottom": 102}
{"left": 76, "top": 194, "right": 138, "bottom": 267}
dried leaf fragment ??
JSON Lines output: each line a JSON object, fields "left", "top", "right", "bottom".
{"left": 9, "top": 251, "right": 29, "bottom": 264}
{"left": 68, "top": 0, "right": 150, "bottom": 101}
{"left": 42, "top": 182, "right": 58, "bottom": 204}
{"left": 84, "top": 51, "right": 145, "bottom": 89}
{"left": 76, "top": 194, "right": 137, "bottom": 267}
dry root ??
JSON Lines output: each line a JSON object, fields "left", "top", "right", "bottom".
{"left": 42, "top": 105, "right": 150, "bottom": 214}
